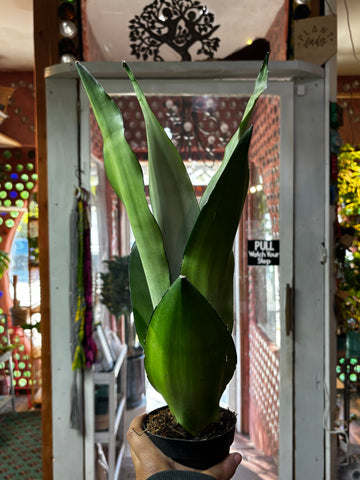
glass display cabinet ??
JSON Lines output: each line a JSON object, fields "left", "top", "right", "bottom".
{"left": 45, "top": 60, "right": 332, "bottom": 480}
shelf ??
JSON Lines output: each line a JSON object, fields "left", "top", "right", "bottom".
{"left": 114, "top": 442, "right": 126, "bottom": 480}
{"left": 0, "top": 350, "right": 12, "bottom": 364}
{"left": 0, "top": 206, "right": 27, "bottom": 213}
{"left": 94, "top": 394, "right": 126, "bottom": 443}
{"left": 114, "top": 394, "right": 126, "bottom": 436}
{"left": 85, "top": 343, "right": 127, "bottom": 479}
{"left": 45, "top": 60, "right": 325, "bottom": 81}
{"left": 93, "top": 346, "right": 127, "bottom": 384}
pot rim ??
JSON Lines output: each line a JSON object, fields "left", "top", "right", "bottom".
{"left": 143, "top": 405, "right": 236, "bottom": 442}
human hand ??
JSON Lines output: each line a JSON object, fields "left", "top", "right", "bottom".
{"left": 127, "top": 414, "right": 242, "bottom": 480}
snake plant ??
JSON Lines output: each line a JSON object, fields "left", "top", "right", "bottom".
{"left": 76, "top": 57, "right": 268, "bottom": 435}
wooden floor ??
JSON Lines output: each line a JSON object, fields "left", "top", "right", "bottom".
{"left": 231, "top": 433, "right": 278, "bottom": 480}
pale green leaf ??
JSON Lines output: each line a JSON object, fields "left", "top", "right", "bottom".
{"left": 129, "top": 243, "right": 154, "bottom": 347}
{"left": 76, "top": 62, "right": 170, "bottom": 307}
{"left": 123, "top": 62, "right": 199, "bottom": 281}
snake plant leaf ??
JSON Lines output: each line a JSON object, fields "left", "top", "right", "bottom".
{"left": 76, "top": 62, "right": 170, "bottom": 308}
{"left": 238, "top": 52, "right": 269, "bottom": 134}
{"left": 123, "top": 62, "right": 199, "bottom": 282}
{"left": 129, "top": 243, "right": 154, "bottom": 348}
{"left": 144, "top": 276, "right": 237, "bottom": 435}
{"left": 181, "top": 127, "right": 252, "bottom": 332}
{"left": 200, "top": 54, "right": 268, "bottom": 210}
{"left": 218, "top": 250, "right": 235, "bottom": 332}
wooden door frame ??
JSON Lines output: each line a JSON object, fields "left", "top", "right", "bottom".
{"left": 33, "top": 1, "right": 58, "bottom": 479}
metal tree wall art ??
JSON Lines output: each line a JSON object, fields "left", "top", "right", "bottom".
{"left": 164, "top": 96, "right": 247, "bottom": 161}
{"left": 129, "top": 0, "right": 220, "bottom": 61}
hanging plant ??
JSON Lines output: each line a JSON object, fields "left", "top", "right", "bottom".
{"left": 100, "top": 255, "right": 132, "bottom": 318}
{"left": 336, "top": 144, "right": 360, "bottom": 333}
{"left": 0, "top": 250, "right": 9, "bottom": 280}
{"left": 338, "top": 144, "right": 360, "bottom": 227}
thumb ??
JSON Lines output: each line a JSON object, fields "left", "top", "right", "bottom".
{"left": 204, "top": 452, "right": 242, "bottom": 480}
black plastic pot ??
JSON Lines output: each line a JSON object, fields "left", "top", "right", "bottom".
{"left": 143, "top": 406, "right": 236, "bottom": 469}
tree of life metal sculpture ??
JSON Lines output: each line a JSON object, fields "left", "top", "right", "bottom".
{"left": 129, "top": 0, "right": 220, "bottom": 61}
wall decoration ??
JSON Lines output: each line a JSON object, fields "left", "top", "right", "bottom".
{"left": 129, "top": 0, "right": 220, "bottom": 61}
{"left": 58, "top": 0, "right": 83, "bottom": 63}
{"left": 287, "top": 0, "right": 325, "bottom": 59}
{"left": 293, "top": 15, "right": 337, "bottom": 66}
{"left": 84, "top": 0, "right": 286, "bottom": 63}
{"left": 70, "top": 188, "right": 97, "bottom": 372}
{"left": 0, "top": 148, "right": 38, "bottom": 317}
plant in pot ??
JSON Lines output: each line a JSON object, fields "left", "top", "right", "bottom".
{"left": 335, "top": 241, "right": 360, "bottom": 353}
{"left": 100, "top": 255, "right": 145, "bottom": 408}
{"left": 335, "top": 144, "right": 360, "bottom": 356}
{"left": 76, "top": 56, "right": 268, "bottom": 469}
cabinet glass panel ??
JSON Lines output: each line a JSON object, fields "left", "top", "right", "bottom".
{"left": 90, "top": 91, "right": 281, "bottom": 472}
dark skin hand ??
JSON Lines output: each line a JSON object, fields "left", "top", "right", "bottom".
{"left": 127, "top": 414, "right": 242, "bottom": 480}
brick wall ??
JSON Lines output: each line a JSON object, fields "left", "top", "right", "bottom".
{"left": 266, "top": 1, "right": 289, "bottom": 61}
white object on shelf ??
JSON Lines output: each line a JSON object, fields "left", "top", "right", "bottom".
{"left": 85, "top": 343, "right": 127, "bottom": 480}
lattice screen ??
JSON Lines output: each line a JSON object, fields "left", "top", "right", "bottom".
{"left": 249, "top": 322, "right": 280, "bottom": 456}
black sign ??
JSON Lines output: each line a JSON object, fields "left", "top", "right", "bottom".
{"left": 247, "top": 240, "right": 280, "bottom": 266}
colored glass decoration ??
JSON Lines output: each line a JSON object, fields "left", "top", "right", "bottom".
{"left": 58, "top": 0, "right": 82, "bottom": 63}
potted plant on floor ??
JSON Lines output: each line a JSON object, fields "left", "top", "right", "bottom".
{"left": 76, "top": 56, "right": 268, "bottom": 468}
{"left": 100, "top": 255, "right": 145, "bottom": 408}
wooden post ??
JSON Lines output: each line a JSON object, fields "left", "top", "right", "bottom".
{"left": 33, "top": 1, "right": 58, "bottom": 479}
